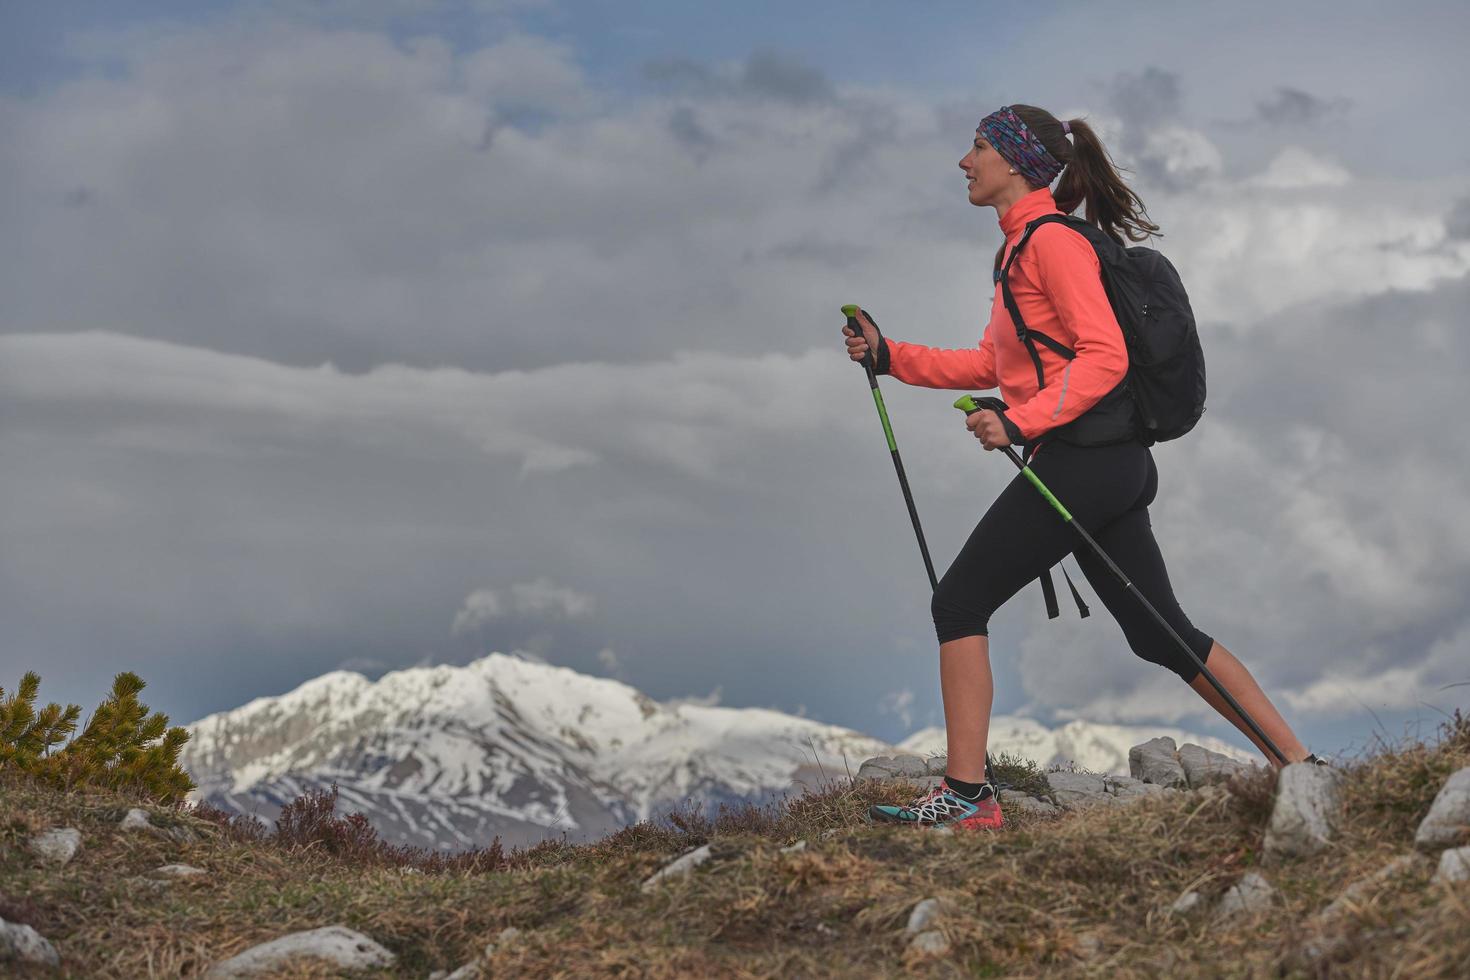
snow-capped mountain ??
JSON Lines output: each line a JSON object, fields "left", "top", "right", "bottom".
{"left": 183, "top": 652, "right": 1255, "bottom": 853}
{"left": 182, "top": 652, "right": 892, "bottom": 852}
{"left": 897, "top": 716, "right": 1255, "bottom": 774}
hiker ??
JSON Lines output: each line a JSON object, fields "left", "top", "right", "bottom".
{"left": 844, "top": 104, "right": 1317, "bottom": 831}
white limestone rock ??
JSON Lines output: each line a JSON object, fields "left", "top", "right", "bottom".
{"left": 1106, "top": 775, "right": 1172, "bottom": 801}
{"left": 1414, "top": 767, "right": 1470, "bottom": 850}
{"left": 905, "top": 897, "right": 954, "bottom": 934}
{"left": 1264, "top": 763, "right": 1344, "bottom": 861}
{"left": 1044, "top": 771, "right": 1116, "bottom": 809}
{"left": 0, "top": 915, "right": 60, "bottom": 967}
{"left": 640, "top": 843, "right": 713, "bottom": 891}
{"left": 908, "top": 930, "right": 950, "bottom": 955}
{"left": 854, "top": 754, "right": 928, "bottom": 782}
{"left": 1178, "top": 743, "right": 1251, "bottom": 788}
{"left": 153, "top": 864, "right": 207, "bottom": 878}
{"left": 120, "top": 808, "right": 154, "bottom": 831}
{"left": 779, "top": 839, "right": 807, "bottom": 854}
{"left": 29, "top": 827, "right": 82, "bottom": 867}
{"left": 1168, "top": 890, "right": 1205, "bottom": 918}
{"left": 202, "top": 925, "right": 395, "bottom": 978}
{"left": 1129, "top": 737, "right": 1187, "bottom": 789}
{"left": 998, "top": 791, "right": 1061, "bottom": 816}
{"left": 1433, "top": 846, "right": 1470, "bottom": 884}
{"left": 1214, "top": 872, "right": 1275, "bottom": 922}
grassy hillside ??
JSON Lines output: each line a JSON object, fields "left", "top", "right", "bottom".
{"left": 3, "top": 715, "right": 1468, "bottom": 978}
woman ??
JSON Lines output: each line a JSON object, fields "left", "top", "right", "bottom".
{"left": 844, "top": 104, "right": 1321, "bottom": 832}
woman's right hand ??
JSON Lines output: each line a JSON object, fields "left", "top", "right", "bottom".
{"left": 842, "top": 308, "right": 883, "bottom": 364}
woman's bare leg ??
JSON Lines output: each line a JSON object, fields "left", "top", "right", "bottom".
{"left": 939, "top": 634, "right": 992, "bottom": 782}
{"left": 1188, "top": 641, "right": 1310, "bottom": 767}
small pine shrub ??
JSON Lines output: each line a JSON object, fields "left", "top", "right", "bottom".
{"left": 0, "top": 670, "right": 195, "bottom": 802}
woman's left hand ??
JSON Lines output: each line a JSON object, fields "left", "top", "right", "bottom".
{"left": 966, "top": 409, "right": 1011, "bottom": 451}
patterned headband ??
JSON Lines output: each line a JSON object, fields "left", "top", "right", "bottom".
{"left": 976, "top": 106, "right": 1069, "bottom": 187}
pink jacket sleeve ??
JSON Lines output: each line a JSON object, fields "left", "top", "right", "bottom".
{"left": 885, "top": 328, "right": 999, "bottom": 391}
{"left": 1003, "top": 226, "right": 1130, "bottom": 440}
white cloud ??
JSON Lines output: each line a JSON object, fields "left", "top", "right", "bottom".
{"left": 450, "top": 578, "right": 593, "bottom": 635}
{"left": 878, "top": 688, "right": 915, "bottom": 729}
{"left": 1245, "top": 146, "right": 1352, "bottom": 189}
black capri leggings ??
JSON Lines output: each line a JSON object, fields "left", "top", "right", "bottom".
{"left": 931, "top": 438, "right": 1213, "bottom": 682}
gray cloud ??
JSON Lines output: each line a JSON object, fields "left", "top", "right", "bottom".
{"left": 644, "top": 49, "right": 834, "bottom": 106}
{"left": 1255, "top": 86, "right": 1353, "bottom": 127}
{"left": 1447, "top": 197, "right": 1470, "bottom": 240}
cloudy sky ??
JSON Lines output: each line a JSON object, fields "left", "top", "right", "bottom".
{"left": 3, "top": 0, "right": 1468, "bottom": 761}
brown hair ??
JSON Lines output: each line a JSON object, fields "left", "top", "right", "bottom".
{"left": 991, "top": 103, "right": 1160, "bottom": 276}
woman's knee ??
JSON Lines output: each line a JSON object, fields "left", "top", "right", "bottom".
{"left": 1125, "top": 625, "right": 1211, "bottom": 683}
{"left": 931, "top": 584, "right": 994, "bottom": 644}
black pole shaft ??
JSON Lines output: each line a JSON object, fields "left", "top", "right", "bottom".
{"left": 995, "top": 443, "right": 1290, "bottom": 767}
{"left": 862, "top": 361, "right": 939, "bottom": 592}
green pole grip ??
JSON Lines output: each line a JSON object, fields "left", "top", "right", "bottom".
{"left": 953, "top": 395, "right": 1073, "bottom": 522}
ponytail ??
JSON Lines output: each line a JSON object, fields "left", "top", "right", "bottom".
{"left": 992, "top": 103, "right": 1160, "bottom": 276}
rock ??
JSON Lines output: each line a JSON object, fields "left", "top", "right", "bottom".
{"left": 854, "top": 754, "right": 929, "bottom": 782}
{"left": 1214, "top": 872, "right": 1275, "bottom": 922}
{"left": 1168, "top": 891, "right": 1204, "bottom": 917}
{"left": 641, "top": 843, "right": 713, "bottom": 891}
{"left": 1105, "top": 776, "right": 1171, "bottom": 801}
{"left": 998, "top": 791, "right": 1061, "bottom": 816}
{"left": 202, "top": 925, "right": 395, "bottom": 978}
{"left": 1178, "top": 743, "right": 1250, "bottom": 788}
{"left": 120, "top": 808, "right": 154, "bottom": 831}
{"left": 1073, "top": 933, "right": 1105, "bottom": 959}
{"left": 908, "top": 930, "right": 950, "bottom": 955}
{"left": 428, "top": 971, "right": 449, "bottom": 980}
{"left": 443, "top": 962, "right": 483, "bottom": 980}
{"left": 153, "top": 864, "right": 207, "bottom": 878}
{"left": 1264, "top": 763, "right": 1344, "bottom": 860}
{"left": 905, "top": 897, "right": 953, "bottom": 934}
{"left": 29, "top": 827, "right": 82, "bottom": 867}
{"left": 1044, "top": 771, "right": 1116, "bottom": 809}
{"left": 1414, "top": 767, "right": 1470, "bottom": 850}
{"left": 779, "top": 839, "right": 807, "bottom": 854}
{"left": 496, "top": 926, "right": 521, "bottom": 944}
{"left": 1433, "top": 846, "right": 1470, "bottom": 884}
{"left": 1129, "top": 737, "right": 1187, "bottom": 789}
{"left": 0, "top": 915, "right": 61, "bottom": 967}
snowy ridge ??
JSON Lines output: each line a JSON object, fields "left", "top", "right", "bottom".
{"left": 183, "top": 652, "right": 889, "bottom": 851}
{"left": 897, "top": 715, "right": 1255, "bottom": 775}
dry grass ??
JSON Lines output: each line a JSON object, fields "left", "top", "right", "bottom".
{"left": 2, "top": 713, "right": 1468, "bottom": 978}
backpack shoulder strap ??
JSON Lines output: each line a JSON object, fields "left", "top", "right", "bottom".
{"left": 998, "top": 214, "right": 1080, "bottom": 390}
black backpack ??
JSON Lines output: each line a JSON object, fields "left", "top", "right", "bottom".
{"left": 997, "top": 213, "right": 1206, "bottom": 619}
{"left": 998, "top": 213, "right": 1206, "bottom": 448}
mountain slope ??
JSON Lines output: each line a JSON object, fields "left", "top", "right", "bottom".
{"left": 182, "top": 653, "right": 891, "bottom": 851}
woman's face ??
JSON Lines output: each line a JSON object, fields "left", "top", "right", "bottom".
{"left": 958, "top": 131, "right": 1012, "bottom": 206}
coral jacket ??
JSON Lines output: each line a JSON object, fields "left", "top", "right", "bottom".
{"left": 886, "top": 186, "right": 1129, "bottom": 442}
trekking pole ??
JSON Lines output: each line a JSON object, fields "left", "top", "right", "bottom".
{"left": 842, "top": 305, "right": 998, "bottom": 787}
{"left": 952, "top": 394, "right": 1290, "bottom": 767}
{"left": 841, "top": 305, "right": 938, "bottom": 590}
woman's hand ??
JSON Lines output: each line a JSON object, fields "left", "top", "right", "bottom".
{"left": 966, "top": 409, "right": 1012, "bottom": 451}
{"left": 841, "top": 309, "right": 882, "bottom": 364}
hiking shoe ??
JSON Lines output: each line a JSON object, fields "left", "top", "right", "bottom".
{"left": 867, "top": 779, "right": 1003, "bottom": 831}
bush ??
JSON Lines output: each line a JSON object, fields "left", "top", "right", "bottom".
{"left": 0, "top": 670, "right": 194, "bottom": 802}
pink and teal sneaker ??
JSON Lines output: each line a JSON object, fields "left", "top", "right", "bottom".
{"left": 868, "top": 778, "right": 1003, "bottom": 831}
